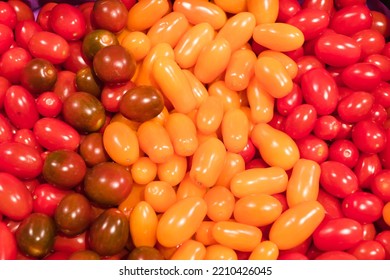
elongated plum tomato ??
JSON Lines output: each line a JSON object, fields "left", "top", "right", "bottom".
{"left": 351, "top": 120, "right": 387, "bottom": 154}
{"left": 284, "top": 104, "right": 317, "bottom": 140}
{"left": 28, "top": 31, "right": 70, "bottom": 64}
{"left": 0, "top": 221, "right": 17, "bottom": 260}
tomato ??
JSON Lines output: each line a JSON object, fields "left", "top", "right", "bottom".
{"left": 329, "top": 4, "right": 372, "bottom": 36}
{"left": 48, "top": 3, "right": 86, "bottom": 41}
{"left": 375, "top": 230, "right": 390, "bottom": 259}
{"left": 63, "top": 41, "right": 90, "bottom": 73}
{"left": 53, "top": 231, "right": 87, "bottom": 253}
{"left": 313, "top": 217, "right": 363, "bottom": 251}
{"left": 20, "top": 58, "right": 57, "bottom": 95}
{"left": 342, "top": 191, "right": 384, "bottom": 224}
{"left": 314, "top": 33, "right": 361, "bottom": 68}
{"left": 0, "top": 2, "right": 17, "bottom": 29}
{"left": 0, "top": 221, "right": 17, "bottom": 260}
{"left": 32, "top": 184, "right": 72, "bottom": 217}
{"left": 313, "top": 115, "right": 341, "bottom": 141}
{"left": 351, "top": 120, "right": 387, "bottom": 154}
{"left": 328, "top": 139, "right": 360, "bottom": 169}
{"left": 0, "top": 142, "right": 43, "bottom": 180}
{"left": 317, "top": 189, "right": 343, "bottom": 219}
{"left": 341, "top": 63, "right": 382, "bottom": 92}
{"left": 53, "top": 70, "right": 77, "bottom": 102}
{"left": 348, "top": 240, "right": 386, "bottom": 260}
{"left": 0, "top": 114, "right": 13, "bottom": 144}
{"left": 157, "top": 154, "right": 187, "bottom": 187}
{"left": 276, "top": 83, "right": 303, "bottom": 116}
{"left": 79, "top": 132, "right": 110, "bottom": 167}
{"left": 33, "top": 117, "right": 81, "bottom": 151}
{"left": 337, "top": 91, "right": 374, "bottom": 123}
{"left": 15, "top": 213, "right": 56, "bottom": 258}
{"left": 4, "top": 85, "right": 39, "bottom": 130}
{"left": 82, "top": 29, "right": 119, "bottom": 61}
{"left": 84, "top": 162, "right": 133, "bottom": 207}
{"left": 371, "top": 170, "right": 390, "bottom": 202}
{"left": 320, "top": 161, "right": 359, "bottom": 198}
{"left": 129, "top": 201, "right": 158, "bottom": 248}
{"left": 69, "top": 250, "right": 100, "bottom": 260}
{"left": 0, "top": 173, "right": 33, "bottom": 221}
{"left": 76, "top": 67, "right": 103, "bottom": 98}
{"left": 277, "top": 0, "right": 301, "bottom": 22}
{"left": 35, "top": 91, "right": 63, "bottom": 118}
{"left": 365, "top": 54, "right": 390, "bottom": 82}
{"left": 379, "top": 128, "right": 390, "bottom": 168}
{"left": 0, "top": 24, "right": 14, "bottom": 56}
{"left": 354, "top": 153, "right": 382, "bottom": 189}
{"left": 101, "top": 80, "right": 136, "bottom": 112}
{"left": 7, "top": 0, "right": 34, "bottom": 21}
{"left": 296, "top": 134, "right": 329, "bottom": 164}
{"left": 300, "top": 68, "right": 339, "bottom": 115}
{"left": 54, "top": 193, "right": 92, "bottom": 236}
{"left": 88, "top": 208, "right": 129, "bottom": 256}
{"left": 352, "top": 29, "right": 386, "bottom": 59}
{"left": 28, "top": 31, "right": 70, "bottom": 65}
{"left": 284, "top": 104, "right": 317, "bottom": 140}
{"left": 315, "top": 251, "right": 357, "bottom": 260}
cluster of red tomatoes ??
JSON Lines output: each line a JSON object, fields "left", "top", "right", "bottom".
{"left": 0, "top": 0, "right": 390, "bottom": 260}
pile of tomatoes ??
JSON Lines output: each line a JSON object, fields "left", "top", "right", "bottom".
{"left": 1, "top": 0, "right": 390, "bottom": 260}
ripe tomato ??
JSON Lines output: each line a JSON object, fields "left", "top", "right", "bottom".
{"left": 32, "top": 184, "right": 73, "bottom": 217}
{"left": 371, "top": 170, "right": 390, "bottom": 202}
{"left": 287, "top": 8, "right": 330, "bottom": 40}
{"left": 0, "top": 47, "right": 32, "bottom": 84}
{"left": 341, "top": 63, "right": 382, "bottom": 92}
{"left": 348, "top": 240, "right": 386, "bottom": 260}
{"left": 0, "top": 2, "right": 17, "bottom": 29}
{"left": 328, "top": 139, "right": 360, "bottom": 169}
{"left": 329, "top": 4, "right": 372, "bottom": 36}
{"left": 14, "top": 20, "right": 42, "bottom": 50}
{"left": 284, "top": 104, "right": 317, "bottom": 140}
{"left": 0, "top": 23, "right": 14, "bottom": 55}
{"left": 28, "top": 31, "right": 70, "bottom": 64}
{"left": 353, "top": 153, "right": 382, "bottom": 189}
{"left": 313, "top": 115, "right": 341, "bottom": 141}
{"left": 0, "top": 221, "right": 17, "bottom": 260}
{"left": 351, "top": 120, "right": 387, "bottom": 154}
{"left": 337, "top": 91, "right": 375, "bottom": 123}
{"left": 352, "top": 29, "right": 386, "bottom": 59}
{"left": 296, "top": 134, "right": 329, "bottom": 164}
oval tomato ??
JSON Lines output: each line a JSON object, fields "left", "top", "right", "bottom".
{"left": 329, "top": 4, "right": 372, "bottom": 36}
{"left": 341, "top": 63, "right": 382, "bottom": 92}
{"left": 32, "top": 183, "right": 73, "bottom": 217}
{"left": 342, "top": 191, "right": 384, "bottom": 224}
{"left": 0, "top": 221, "right": 17, "bottom": 260}
{"left": 287, "top": 8, "right": 330, "bottom": 40}
{"left": 28, "top": 31, "right": 70, "bottom": 64}
{"left": 284, "top": 104, "right": 317, "bottom": 140}
{"left": 351, "top": 120, "right": 387, "bottom": 154}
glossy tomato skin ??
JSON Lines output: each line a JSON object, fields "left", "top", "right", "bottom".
{"left": 4, "top": 85, "right": 39, "bottom": 129}
{"left": 320, "top": 161, "right": 359, "bottom": 198}
{"left": 352, "top": 29, "right": 386, "bottom": 59}
{"left": 42, "top": 150, "right": 87, "bottom": 190}
{"left": 276, "top": 83, "right": 303, "bottom": 116}
{"left": 341, "top": 63, "right": 382, "bottom": 92}
{"left": 127, "top": 246, "right": 165, "bottom": 260}
{"left": 313, "top": 115, "right": 341, "bottom": 140}
{"left": 82, "top": 29, "right": 119, "bottom": 61}
{"left": 28, "top": 31, "right": 70, "bottom": 64}
{"left": 92, "top": 0, "right": 128, "bottom": 33}
{"left": 0, "top": 76, "right": 10, "bottom": 109}
{"left": 0, "top": 173, "right": 33, "bottom": 221}
{"left": 371, "top": 170, "right": 390, "bottom": 202}
{"left": 13, "top": 128, "right": 42, "bottom": 153}
{"left": 365, "top": 54, "right": 390, "bottom": 82}
{"left": 0, "top": 114, "right": 13, "bottom": 143}
{"left": 329, "top": 4, "right": 372, "bottom": 36}
{"left": 53, "top": 231, "right": 87, "bottom": 253}
{"left": 63, "top": 41, "right": 91, "bottom": 73}
{"left": 88, "top": 208, "right": 129, "bottom": 256}
{"left": 0, "top": 47, "right": 32, "bottom": 84}
{"left": 284, "top": 104, "right": 317, "bottom": 140}
{"left": 101, "top": 80, "right": 136, "bottom": 112}
{"left": 375, "top": 230, "right": 390, "bottom": 259}
{"left": 35, "top": 91, "right": 63, "bottom": 118}
{"left": 75, "top": 67, "right": 103, "bottom": 98}
{"left": 315, "top": 251, "right": 357, "bottom": 260}
{"left": 7, "top": 0, "right": 34, "bottom": 21}
{"left": 277, "top": 0, "right": 301, "bottom": 22}
{"left": 15, "top": 213, "right": 56, "bottom": 258}
{"left": 379, "top": 128, "right": 390, "bottom": 169}
{"left": 313, "top": 217, "right": 363, "bottom": 251}
{"left": 0, "top": 221, "right": 17, "bottom": 260}
{"left": 300, "top": 68, "right": 339, "bottom": 115}
{"left": 48, "top": 3, "right": 87, "bottom": 41}
{"left": 337, "top": 91, "right": 374, "bottom": 123}
{"left": 317, "top": 189, "right": 344, "bottom": 219}
{"left": 79, "top": 132, "right": 111, "bottom": 166}
{"left": 53, "top": 70, "right": 77, "bottom": 102}
{"left": 348, "top": 240, "right": 386, "bottom": 260}
{"left": 14, "top": 19, "right": 43, "bottom": 50}
{"left": 342, "top": 191, "right": 384, "bottom": 224}
{"left": 33, "top": 117, "right": 81, "bottom": 151}
{"left": 296, "top": 134, "right": 329, "bottom": 164}
{"left": 0, "top": 2, "right": 17, "bottom": 29}
{"left": 353, "top": 153, "right": 382, "bottom": 189}
{"left": 0, "top": 23, "right": 14, "bottom": 55}
{"left": 287, "top": 8, "right": 329, "bottom": 41}
{"left": 20, "top": 58, "right": 57, "bottom": 95}
{"left": 328, "top": 139, "right": 360, "bottom": 169}
{"left": 351, "top": 120, "right": 387, "bottom": 154}
{"left": 32, "top": 184, "right": 72, "bottom": 217}
{"left": 0, "top": 142, "right": 43, "bottom": 180}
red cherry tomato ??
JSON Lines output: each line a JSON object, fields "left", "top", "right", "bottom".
{"left": 379, "top": 128, "right": 390, "bottom": 168}
{"left": 328, "top": 139, "right": 360, "bottom": 169}
{"left": 0, "top": 2, "right": 17, "bottom": 29}
{"left": 294, "top": 55, "right": 324, "bottom": 83}
{"left": 365, "top": 54, "right": 390, "bottom": 82}
{"left": 348, "top": 240, "right": 386, "bottom": 260}
{"left": 0, "top": 114, "right": 13, "bottom": 144}
{"left": 372, "top": 81, "right": 390, "bottom": 108}
{"left": 284, "top": 104, "right": 317, "bottom": 140}
{"left": 371, "top": 170, "right": 390, "bottom": 202}
{"left": 32, "top": 184, "right": 73, "bottom": 217}
{"left": 337, "top": 91, "right": 375, "bottom": 123}
{"left": 0, "top": 47, "right": 32, "bottom": 84}
{"left": 287, "top": 8, "right": 330, "bottom": 40}
{"left": 300, "top": 68, "right": 339, "bottom": 115}
{"left": 14, "top": 20, "right": 43, "bottom": 50}
{"left": 35, "top": 91, "right": 63, "bottom": 118}
{"left": 276, "top": 83, "right": 303, "bottom": 116}
{"left": 329, "top": 4, "right": 372, "bottom": 36}
{"left": 0, "top": 221, "right": 17, "bottom": 260}
{"left": 351, "top": 120, "right": 387, "bottom": 154}
{"left": 277, "top": 0, "right": 301, "bottom": 22}
{"left": 302, "top": 0, "right": 334, "bottom": 14}
{"left": 63, "top": 41, "right": 90, "bottom": 73}
{"left": 317, "top": 189, "right": 344, "bottom": 219}
{"left": 352, "top": 29, "right": 386, "bottom": 59}
{"left": 353, "top": 153, "right": 382, "bottom": 189}
{"left": 375, "top": 230, "right": 390, "bottom": 259}
{"left": 28, "top": 31, "right": 70, "bottom": 64}
{"left": 0, "top": 23, "right": 14, "bottom": 55}
{"left": 341, "top": 63, "right": 382, "bottom": 92}
{"left": 53, "top": 231, "right": 87, "bottom": 253}
{"left": 296, "top": 134, "right": 329, "bottom": 164}
{"left": 313, "top": 115, "right": 341, "bottom": 141}
{"left": 313, "top": 217, "right": 363, "bottom": 251}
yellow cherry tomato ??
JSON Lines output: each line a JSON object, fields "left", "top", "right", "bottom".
{"left": 221, "top": 108, "right": 249, "bottom": 153}
{"left": 259, "top": 50, "right": 298, "bottom": 79}
{"left": 215, "top": 152, "right": 245, "bottom": 187}
{"left": 204, "top": 244, "right": 237, "bottom": 260}
{"left": 153, "top": 57, "right": 197, "bottom": 113}
{"left": 130, "top": 156, "right": 158, "bottom": 185}
{"left": 215, "top": 12, "right": 256, "bottom": 51}
{"left": 103, "top": 122, "right": 139, "bottom": 166}
{"left": 224, "top": 49, "right": 256, "bottom": 92}
{"left": 157, "top": 196, "right": 207, "bottom": 247}
{"left": 173, "top": 0, "right": 227, "bottom": 30}
{"left": 230, "top": 167, "right": 288, "bottom": 198}
{"left": 120, "top": 31, "right": 151, "bottom": 62}
{"left": 247, "top": 0, "right": 279, "bottom": 24}
{"left": 127, "top": 0, "right": 171, "bottom": 31}
{"left": 170, "top": 239, "right": 206, "bottom": 260}
{"left": 136, "top": 43, "right": 174, "bottom": 87}
{"left": 147, "top": 12, "right": 190, "bottom": 48}
{"left": 212, "top": 221, "right": 262, "bottom": 252}
{"left": 118, "top": 183, "right": 145, "bottom": 219}
{"left": 251, "top": 123, "right": 300, "bottom": 170}
{"left": 208, "top": 80, "right": 241, "bottom": 112}
{"left": 137, "top": 120, "right": 174, "bottom": 164}
{"left": 203, "top": 186, "right": 235, "bottom": 222}
{"left": 196, "top": 96, "right": 224, "bottom": 135}
{"left": 129, "top": 201, "right": 158, "bottom": 248}
{"left": 174, "top": 22, "right": 215, "bottom": 69}
{"left": 255, "top": 56, "right": 293, "bottom": 99}
{"left": 177, "top": 172, "right": 207, "bottom": 200}
{"left": 182, "top": 69, "right": 209, "bottom": 108}
{"left": 269, "top": 200, "right": 325, "bottom": 250}
{"left": 144, "top": 180, "right": 176, "bottom": 213}
{"left": 195, "top": 221, "right": 217, "bottom": 246}
{"left": 286, "top": 159, "right": 321, "bottom": 208}
{"left": 383, "top": 202, "right": 390, "bottom": 226}
{"left": 247, "top": 77, "right": 275, "bottom": 124}
{"left": 253, "top": 23, "right": 305, "bottom": 52}
{"left": 189, "top": 137, "right": 227, "bottom": 188}
{"left": 213, "top": 0, "right": 247, "bottom": 14}
{"left": 157, "top": 154, "right": 187, "bottom": 186}
{"left": 194, "top": 38, "right": 231, "bottom": 84}
{"left": 233, "top": 193, "right": 283, "bottom": 227}
{"left": 249, "top": 241, "right": 279, "bottom": 260}
{"left": 165, "top": 112, "right": 198, "bottom": 157}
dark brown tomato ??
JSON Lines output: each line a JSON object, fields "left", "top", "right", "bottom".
{"left": 93, "top": 45, "right": 136, "bottom": 84}
{"left": 20, "top": 58, "right": 57, "bottom": 95}
{"left": 54, "top": 193, "right": 92, "bottom": 236}
{"left": 119, "top": 85, "right": 164, "bottom": 122}
{"left": 62, "top": 91, "right": 106, "bottom": 133}
{"left": 15, "top": 213, "right": 56, "bottom": 258}
{"left": 92, "top": 0, "right": 128, "bottom": 33}
{"left": 82, "top": 29, "right": 119, "bottom": 61}
{"left": 76, "top": 67, "right": 103, "bottom": 98}
{"left": 83, "top": 162, "right": 133, "bottom": 208}
{"left": 127, "top": 246, "right": 165, "bottom": 260}
{"left": 79, "top": 132, "right": 111, "bottom": 167}
{"left": 68, "top": 250, "right": 100, "bottom": 260}
{"left": 88, "top": 208, "right": 129, "bottom": 256}
{"left": 42, "top": 149, "right": 87, "bottom": 190}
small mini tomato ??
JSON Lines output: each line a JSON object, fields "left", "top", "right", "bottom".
{"left": 315, "top": 251, "right": 357, "bottom": 260}
{"left": 0, "top": 23, "right": 14, "bottom": 55}
{"left": 0, "top": 2, "right": 17, "bottom": 28}
{"left": 28, "top": 31, "right": 70, "bottom": 64}
{"left": 287, "top": 8, "right": 330, "bottom": 40}
{"left": 203, "top": 186, "right": 235, "bottom": 222}
{"left": 342, "top": 63, "right": 382, "bottom": 92}
{"left": 284, "top": 104, "right": 317, "bottom": 140}
{"left": 157, "top": 154, "right": 187, "bottom": 187}
{"left": 372, "top": 81, "right": 390, "bottom": 108}
{"left": 365, "top": 54, "right": 390, "bottom": 82}
{"left": 354, "top": 153, "right": 382, "bottom": 189}
{"left": 328, "top": 139, "right": 360, "bottom": 169}
{"left": 317, "top": 189, "right": 344, "bottom": 219}
{"left": 348, "top": 240, "right": 386, "bottom": 260}
{"left": 352, "top": 29, "right": 386, "bottom": 59}
{"left": 351, "top": 120, "right": 387, "bottom": 154}
{"left": 276, "top": 83, "right": 303, "bottom": 116}
{"left": 337, "top": 91, "right": 375, "bottom": 123}
{"left": 35, "top": 91, "right": 63, "bottom": 118}
{"left": 371, "top": 170, "right": 390, "bottom": 202}
{"left": 296, "top": 135, "right": 329, "bottom": 164}
{"left": 92, "top": 0, "right": 128, "bottom": 33}
{"left": 0, "top": 221, "right": 17, "bottom": 260}
{"left": 329, "top": 4, "right": 372, "bottom": 36}
{"left": 130, "top": 201, "right": 158, "bottom": 248}
{"left": 342, "top": 191, "right": 384, "bottom": 224}
{"left": 313, "top": 115, "right": 341, "bottom": 140}
{"left": 0, "top": 47, "right": 32, "bottom": 84}
{"left": 130, "top": 157, "right": 157, "bottom": 186}
{"left": 0, "top": 114, "right": 13, "bottom": 143}
{"left": 32, "top": 184, "right": 72, "bottom": 217}
{"left": 375, "top": 230, "right": 390, "bottom": 258}
{"left": 320, "top": 161, "right": 359, "bottom": 198}
{"left": 294, "top": 55, "right": 324, "bottom": 83}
